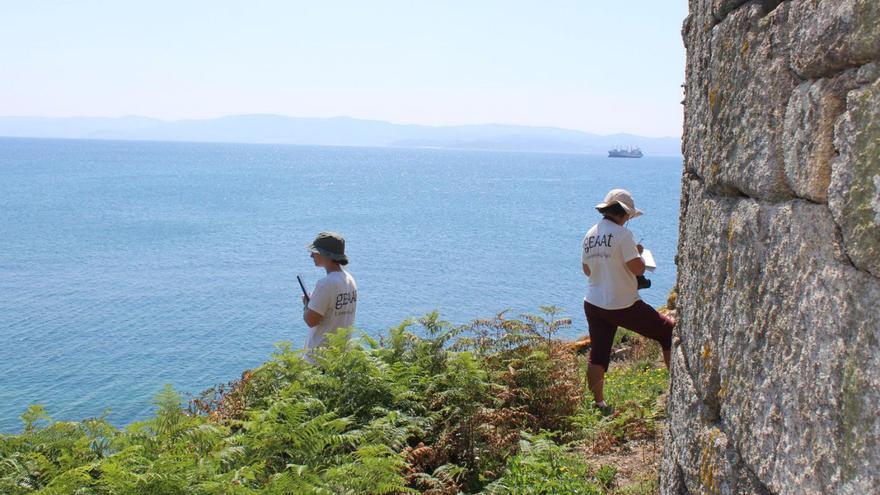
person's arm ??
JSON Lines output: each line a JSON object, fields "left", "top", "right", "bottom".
{"left": 581, "top": 236, "right": 591, "bottom": 277}
{"left": 304, "top": 308, "right": 323, "bottom": 327}
{"left": 303, "top": 281, "right": 328, "bottom": 327}
{"left": 620, "top": 232, "right": 645, "bottom": 276}
{"left": 626, "top": 257, "right": 646, "bottom": 276}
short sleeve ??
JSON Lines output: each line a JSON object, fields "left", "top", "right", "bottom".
{"left": 618, "top": 230, "right": 641, "bottom": 262}
{"left": 581, "top": 235, "right": 589, "bottom": 264}
{"left": 307, "top": 279, "right": 332, "bottom": 316}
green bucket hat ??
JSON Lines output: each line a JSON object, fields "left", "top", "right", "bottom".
{"left": 307, "top": 231, "right": 348, "bottom": 264}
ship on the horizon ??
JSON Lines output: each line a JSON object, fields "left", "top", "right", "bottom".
{"left": 608, "top": 146, "right": 643, "bottom": 158}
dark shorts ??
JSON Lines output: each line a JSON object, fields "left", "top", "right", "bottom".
{"left": 584, "top": 299, "right": 674, "bottom": 371}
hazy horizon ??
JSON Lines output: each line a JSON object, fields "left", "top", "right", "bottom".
{"left": 2, "top": 1, "right": 688, "bottom": 138}
{"left": 0, "top": 113, "right": 682, "bottom": 139}
{"left": 0, "top": 113, "right": 683, "bottom": 155}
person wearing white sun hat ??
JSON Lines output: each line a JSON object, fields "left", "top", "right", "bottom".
{"left": 594, "top": 188, "right": 644, "bottom": 219}
{"left": 580, "top": 189, "right": 674, "bottom": 413}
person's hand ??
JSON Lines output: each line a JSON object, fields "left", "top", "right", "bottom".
{"left": 301, "top": 294, "right": 309, "bottom": 307}
{"left": 637, "top": 244, "right": 644, "bottom": 254}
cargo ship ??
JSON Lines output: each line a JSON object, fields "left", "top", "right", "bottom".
{"left": 608, "top": 147, "right": 643, "bottom": 158}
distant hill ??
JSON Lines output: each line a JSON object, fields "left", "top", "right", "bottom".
{"left": 0, "top": 115, "right": 682, "bottom": 156}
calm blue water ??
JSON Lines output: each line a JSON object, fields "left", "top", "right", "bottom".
{"left": 0, "top": 137, "right": 682, "bottom": 432}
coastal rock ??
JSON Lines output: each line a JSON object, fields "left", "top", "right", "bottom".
{"left": 782, "top": 74, "right": 855, "bottom": 203}
{"left": 664, "top": 336, "right": 777, "bottom": 495}
{"left": 686, "top": 3, "right": 797, "bottom": 202}
{"left": 711, "top": 1, "right": 750, "bottom": 22}
{"left": 790, "top": 0, "right": 880, "bottom": 79}
{"left": 828, "top": 77, "right": 880, "bottom": 277}
{"left": 665, "top": 0, "right": 880, "bottom": 493}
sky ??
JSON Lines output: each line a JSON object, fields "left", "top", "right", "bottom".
{"left": 0, "top": 1, "right": 688, "bottom": 137}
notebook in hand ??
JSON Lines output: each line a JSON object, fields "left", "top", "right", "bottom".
{"left": 641, "top": 249, "right": 657, "bottom": 272}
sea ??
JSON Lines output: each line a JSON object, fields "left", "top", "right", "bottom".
{"left": 0, "top": 137, "right": 682, "bottom": 433}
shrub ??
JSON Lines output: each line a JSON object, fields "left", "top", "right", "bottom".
{"left": 482, "top": 433, "right": 603, "bottom": 495}
{"left": 0, "top": 308, "right": 669, "bottom": 494}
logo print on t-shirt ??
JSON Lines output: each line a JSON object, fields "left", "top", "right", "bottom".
{"left": 584, "top": 233, "right": 614, "bottom": 254}
{"left": 335, "top": 290, "right": 357, "bottom": 310}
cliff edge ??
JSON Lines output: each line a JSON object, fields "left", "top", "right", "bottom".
{"left": 663, "top": 1, "right": 880, "bottom": 494}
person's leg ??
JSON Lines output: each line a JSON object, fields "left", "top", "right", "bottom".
{"left": 584, "top": 301, "right": 616, "bottom": 406}
{"left": 587, "top": 364, "right": 607, "bottom": 403}
{"left": 607, "top": 300, "right": 675, "bottom": 368}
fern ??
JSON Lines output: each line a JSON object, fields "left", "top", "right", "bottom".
{"left": 1, "top": 308, "right": 668, "bottom": 494}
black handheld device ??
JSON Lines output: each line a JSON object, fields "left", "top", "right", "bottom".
{"left": 297, "top": 275, "right": 309, "bottom": 303}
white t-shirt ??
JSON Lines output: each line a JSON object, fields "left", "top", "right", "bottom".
{"left": 305, "top": 270, "right": 358, "bottom": 349}
{"left": 582, "top": 219, "right": 641, "bottom": 310}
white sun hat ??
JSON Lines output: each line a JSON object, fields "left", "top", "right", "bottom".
{"left": 595, "top": 188, "right": 643, "bottom": 219}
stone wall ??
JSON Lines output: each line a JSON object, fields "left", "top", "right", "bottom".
{"left": 662, "top": 1, "right": 880, "bottom": 493}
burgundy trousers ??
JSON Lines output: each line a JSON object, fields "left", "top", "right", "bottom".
{"left": 584, "top": 300, "right": 674, "bottom": 371}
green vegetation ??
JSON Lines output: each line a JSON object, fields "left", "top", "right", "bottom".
{"left": 0, "top": 309, "right": 669, "bottom": 494}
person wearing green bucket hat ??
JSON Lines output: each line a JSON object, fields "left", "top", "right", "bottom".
{"left": 301, "top": 231, "right": 357, "bottom": 352}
